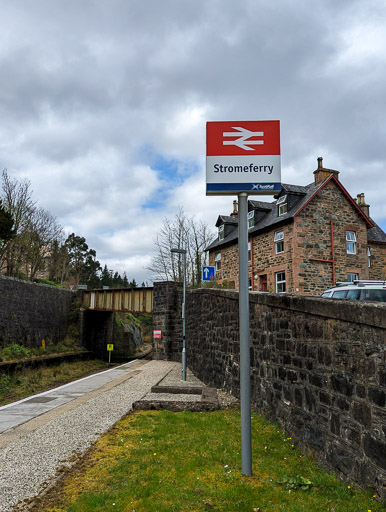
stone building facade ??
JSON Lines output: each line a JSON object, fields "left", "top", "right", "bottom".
{"left": 207, "top": 158, "right": 386, "bottom": 295}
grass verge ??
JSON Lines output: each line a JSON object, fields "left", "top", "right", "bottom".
{"left": 0, "top": 359, "right": 108, "bottom": 406}
{"left": 29, "top": 409, "right": 384, "bottom": 512}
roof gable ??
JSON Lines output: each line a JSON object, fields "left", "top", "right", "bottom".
{"left": 294, "top": 175, "right": 374, "bottom": 228}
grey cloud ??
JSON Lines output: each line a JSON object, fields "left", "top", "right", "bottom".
{"left": 0, "top": 0, "right": 385, "bottom": 282}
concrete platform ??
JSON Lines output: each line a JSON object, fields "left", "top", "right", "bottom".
{"left": 0, "top": 359, "right": 148, "bottom": 436}
{"left": 132, "top": 363, "right": 219, "bottom": 412}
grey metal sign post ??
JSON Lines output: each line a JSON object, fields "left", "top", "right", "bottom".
{"left": 206, "top": 120, "right": 281, "bottom": 476}
{"left": 238, "top": 192, "right": 252, "bottom": 475}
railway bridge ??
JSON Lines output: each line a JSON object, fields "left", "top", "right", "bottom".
{"left": 81, "top": 287, "right": 153, "bottom": 313}
{"left": 80, "top": 287, "right": 154, "bottom": 358}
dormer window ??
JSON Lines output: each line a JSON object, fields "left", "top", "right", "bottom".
{"left": 277, "top": 195, "right": 288, "bottom": 216}
{"left": 247, "top": 210, "right": 255, "bottom": 229}
{"left": 218, "top": 224, "right": 224, "bottom": 241}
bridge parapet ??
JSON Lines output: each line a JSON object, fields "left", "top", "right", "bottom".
{"left": 81, "top": 287, "right": 153, "bottom": 313}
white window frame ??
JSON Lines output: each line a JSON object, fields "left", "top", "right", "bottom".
{"left": 277, "top": 195, "right": 288, "bottom": 216}
{"left": 215, "top": 251, "right": 221, "bottom": 271}
{"left": 367, "top": 246, "right": 371, "bottom": 267}
{"left": 346, "top": 231, "right": 357, "bottom": 254}
{"left": 274, "top": 229, "right": 284, "bottom": 254}
{"left": 218, "top": 224, "right": 225, "bottom": 241}
{"left": 347, "top": 272, "right": 359, "bottom": 282}
{"left": 248, "top": 210, "right": 255, "bottom": 229}
{"left": 275, "top": 271, "right": 286, "bottom": 293}
{"left": 248, "top": 240, "right": 251, "bottom": 261}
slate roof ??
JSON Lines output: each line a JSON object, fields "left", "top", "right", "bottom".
{"left": 367, "top": 221, "right": 386, "bottom": 243}
{"left": 215, "top": 215, "right": 238, "bottom": 228}
{"left": 206, "top": 175, "right": 382, "bottom": 251}
{"left": 248, "top": 200, "right": 274, "bottom": 211}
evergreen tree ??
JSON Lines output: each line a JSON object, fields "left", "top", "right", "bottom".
{"left": 65, "top": 233, "right": 101, "bottom": 288}
{"left": 0, "top": 200, "right": 16, "bottom": 272}
{"left": 0, "top": 199, "right": 15, "bottom": 243}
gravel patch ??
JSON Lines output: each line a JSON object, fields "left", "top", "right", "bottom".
{"left": 0, "top": 360, "right": 175, "bottom": 512}
{"left": 217, "top": 389, "right": 240, "bottom": 409}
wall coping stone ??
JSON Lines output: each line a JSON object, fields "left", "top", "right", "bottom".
{"left": 189, "top": 288, "right": 386, "bottom": 329}
{"left": 0, "top": 275, "right": 73, "bottom": 293}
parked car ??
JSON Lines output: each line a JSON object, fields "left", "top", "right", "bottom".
{"left": 321, "top": 280, "right": 386, "bottom": 302}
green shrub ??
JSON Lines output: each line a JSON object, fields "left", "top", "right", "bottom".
{"left": 0, "top": 374, "right": 12, "bottom": 395}
{"left": 0, "top": 343, "right": 31, "bottom": 361}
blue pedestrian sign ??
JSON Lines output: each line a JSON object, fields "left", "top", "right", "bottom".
{"left": 202, "top": 265, "right": 215, "bottom": 282}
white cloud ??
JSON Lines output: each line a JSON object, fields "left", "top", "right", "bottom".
{"left": 0, "top": 0, "right": 385, "bottom": 283}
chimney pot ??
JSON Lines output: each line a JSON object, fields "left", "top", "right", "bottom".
{"left": 313, "top": 157, "right": 340, "bottom": 184}
{"left": 230, "top": 200, "right": 238, "bottom": 217}
{"left": 356, "top": 193, "right": 370, "bottom": 217}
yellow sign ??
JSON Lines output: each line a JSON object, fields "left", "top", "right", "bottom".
{"left": 107, "top": 344, "right": 114, "bottom": 351}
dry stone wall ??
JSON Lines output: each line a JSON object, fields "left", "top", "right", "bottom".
{"left": 152, "top": 281, "right": 386, "bottom": 497}
{"left": 0, "top": 276, "right": 74, "bottom": 348}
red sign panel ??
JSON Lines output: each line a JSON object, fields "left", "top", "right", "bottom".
{"left": 206, "top": 120, "right": 280, "bottom": 157}
{"left": 153, "top": 330, "right": 162, "bottom": 339}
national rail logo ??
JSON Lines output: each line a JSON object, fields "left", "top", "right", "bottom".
{"left": 206, "top": 120, "right": 281, "bottom": 196}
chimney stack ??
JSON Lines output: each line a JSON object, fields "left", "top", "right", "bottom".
{"left": 356, "top": 193, "right": 370, "bottom": 218}
{"left": 230, "top": 200, "right": 238, "bottom": 217}
{"left": 313, "top": 157, "right": 340, "bottom": 184}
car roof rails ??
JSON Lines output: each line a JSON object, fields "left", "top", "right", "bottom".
{"left": 353, "top": 280, "right": 386, "bottom": 286}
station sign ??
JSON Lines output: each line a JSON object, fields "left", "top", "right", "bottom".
{"left": 153, "top": 330, "right": 162, "bottom": 339}
{"left": 206, "top": 120, "right": 281, "bottom": 195}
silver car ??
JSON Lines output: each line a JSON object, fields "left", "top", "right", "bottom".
{"left": 321, "top": 280, "right": 386, "bottom": 302}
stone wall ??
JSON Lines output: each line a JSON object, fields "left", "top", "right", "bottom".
{"left": 152, "top": 281, "right": 182, "bottom": 360}
{"left": 153, "top": 281, "right": 386, "bottom": 497}
{"left": 369, "top": 242, "right": 386, "bottom": 280}
{"left": 0, "top": 275, "right": 74, "bottom": 347}
{"left": 295, "top": 180, "right": 369, "bottom": 294}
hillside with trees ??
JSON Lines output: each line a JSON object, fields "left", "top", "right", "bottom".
{"left": 0, "top": 169, "right": 136, "bottom": 289}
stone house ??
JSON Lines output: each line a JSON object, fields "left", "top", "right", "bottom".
{"left": 206, "top": 158, "right": 386, "bottom": 295}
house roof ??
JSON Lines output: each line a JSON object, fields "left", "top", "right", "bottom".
{"left": 367, "top": 221, "right": 386, "bottom": 243}
{"left": 215, "top": 215, "right": 238, "bottom": 228}
{"left": 248, "top": 200, "right": 274, "bottom": 212}
{"left": 206, "top": 174, "right": 380, "bottom": 251}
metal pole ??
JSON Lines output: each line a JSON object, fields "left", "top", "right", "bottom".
{"left": 171, "top": 247, "right": 187, "bottom": 382}
{"left": 238, "top": 192, "right": 252, "bottom": 475}
{"left": 182, "top": 251, "right": 187, "bottom": 381}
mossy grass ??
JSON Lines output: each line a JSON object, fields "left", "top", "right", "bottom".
{"left": 0, "top": 339, "right": 83, "bottom": 362}
{"left": 33, "top": 409, "right": 384, "bottom": 512}
{"left": 0, "top": 359, "right": 107, "bottom": 406}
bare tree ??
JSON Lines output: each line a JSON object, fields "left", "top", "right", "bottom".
{"left": 1, "top": 169, "right": 63, "bottom": 280}
{"left": 147, "top": 208, "right": 214, "bottom": 285}
{"left": 22, "top": 207, "right": 64, "bottom": 280}
{"left": 1, "top": 169, "right": 36, "bottom": 276}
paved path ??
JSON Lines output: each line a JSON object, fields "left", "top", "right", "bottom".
{"left": 0, "top": 359, "right": 186, "bottom": 511}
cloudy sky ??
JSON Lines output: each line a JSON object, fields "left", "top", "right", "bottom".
{"left": 1, "top": 0, "right": 385, "bottom": 284}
